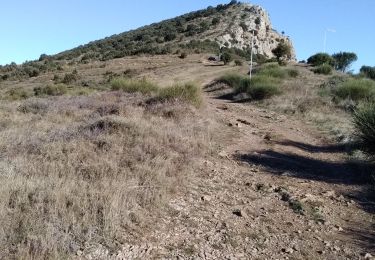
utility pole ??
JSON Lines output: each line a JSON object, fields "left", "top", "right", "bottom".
{"left": 249, "top": 30, "right": 255, "bottom": 80}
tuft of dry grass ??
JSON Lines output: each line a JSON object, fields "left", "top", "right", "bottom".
{"left": 0, "top": 91, "right": 213, "bottom": 258}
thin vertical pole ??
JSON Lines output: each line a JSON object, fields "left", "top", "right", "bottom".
{"left": 249, "top": 30, "right": 254, "bottom": 80}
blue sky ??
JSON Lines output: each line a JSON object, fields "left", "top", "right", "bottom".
{"left": 1, "top": 0, "right": 374, "bottom": 72}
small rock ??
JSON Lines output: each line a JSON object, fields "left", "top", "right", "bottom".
{"left": 365, "top": 253, "right": 373, "bottom": 259}
{"left": 282, "top": 248, "right": 294, "bottom": 254}
{"left": 333, "top": 246, "right": 341, "bottom": 252}
{"left": 232, "top": 209, "right": 243, "bottom": 217}
{"left": 235, "top": 122, "right": 241, "bottom": 128}
{"left": 228, "top": 123, "right": 233, "bottom": 127}
{"left": 335, "top": 225, "right": 343, "bottom": 231}
{"left": 201, "top": 195, "right": 211, "bottom": 202}
{"left": 317, "top": 250, "right": 325, "bottom": 255}
{"left": 219, "top": 151, "right": 228, "bottom": 158}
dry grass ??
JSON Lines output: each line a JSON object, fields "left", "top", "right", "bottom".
{"left": 0, "top": 91, "right": 213, "bottom": 258}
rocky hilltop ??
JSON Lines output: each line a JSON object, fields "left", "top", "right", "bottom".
{"left": 215, "top": 4, "right": 296, "bottom": 59}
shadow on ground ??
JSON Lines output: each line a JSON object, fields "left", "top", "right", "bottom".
{"left": 273, "top": 140, "right": 360, "bottom": 154}
{"left": 235, "top": 144, "right": 375, "bottom": 253}
{"left": 235, "top": 149, "right": 371, "bottom": 185}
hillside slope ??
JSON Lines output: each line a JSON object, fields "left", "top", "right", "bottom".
{"left": 0, "top": 2, "right": 294, "bottom": 80}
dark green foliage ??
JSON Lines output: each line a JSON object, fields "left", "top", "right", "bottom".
{"left": 255, "top": 17, "right": 261, "bottom": 25}
{"left": 218, "top": 73, "right": 281, "bottom": 100}
{"left": 62, "top": 70, "right": 79, "bottom": 84}
{"left": 34, "top": 84, "right": 68, "bottom": 96}
{"left": 360, "top": 66, "right": 375, "bottom": 80}
{"left": 221, "top": 52, "right": 233, "bottom": 65}
{"left": 39, "top": 54, "right": 49, "bottom": 61}
{"left": 312, "top": 64, "right": 333, "bottom": 75}
{"left": 287, "top": 69, "right": 299, "bottom": 77}
{"left": 212, "top": 17, "right": 220, "bottom": 25}
{"left": 289, "top": 200, "right": 304, "bottom": 214}
{"left": 307, "top": 53, "right": 335, "bottom": 67}
{"left": 353, "top": 102, "right": 375, "bottom": 155}
{"left": 334, "top": 78, "right": 375, "bottom": 101}
{"left": 272, "top": 42, "right": 292, "bottom": 60}
{"left": 332, "top": 52, "right": 357, "bottom": 72}
{"left": 332, "top": 52, "right": 358, "bottom": 72}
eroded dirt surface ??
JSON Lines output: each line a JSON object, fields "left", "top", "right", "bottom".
{"left": 82, "top": 64, "right": 374, "bottom": 260}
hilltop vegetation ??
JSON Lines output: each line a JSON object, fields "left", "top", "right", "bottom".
{"left": 0, "top": 1, "right": 293, "bottom": 81}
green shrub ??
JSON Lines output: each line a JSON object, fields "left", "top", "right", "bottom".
{"left": 234, "top": 59, "right": 243, "bottom": 66}
{"left": 156, "top": 83, "right": 202, "bottom": 107}
{"left": 334, "top": 78, "right": 375, "bottom": 101}
{"left": 287, "top": 69, "right": 299, "bottom": 77}
{"left": 218, "top": 73, "right": 281, "bottom": 100}
{"left": 62, "top": 71, "right": 78, "bottom": 84}
{"left": 313, "top": 64, "right": 333, "bottom": 75}
{"left": 360, "top": 66, "right": 375, "bottom": 80}
{"left": 353, "top": 102, "right": 375, "bottom": 155}
{"left": 243, "top": 75, "right": 281, "bottom": 100}
{"left": 272, "top": 42, "right": 292, "bottom": 60}
{"left": 34, "top": 84, "right": 68, "bottom": 96}
{"left": 111, "top": 78, "right": 158, "bottom": 94}
{"left": 307, "top": 53, "right": 335, "bottom": 67}
{"left": 257, "top": 64, "right": 287, "bottom": 79}
{"left": 218, "top": 73, "right": 243, "bottom": 89}
{"left": 221, "top": 52, "right": 233, "bottom": 65}
{"left": 5, "top": 89, "right": 30, "bottom": 100}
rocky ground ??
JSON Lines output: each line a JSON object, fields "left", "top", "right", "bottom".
{"left": 80, "top": 79, "right": 374, "bottom": 259}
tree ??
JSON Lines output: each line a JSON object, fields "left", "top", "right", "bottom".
{"left": 221, "top": 52, "right": 233, "bottom": 65}
{"left": 332, "top": 52, "right": 358, "bottom": 72}
{"left": 360, "top": 66, "right": 375, "bottom": 80}
{"left": 272, "top": 42, "right": 291, "bottom": 60}
{"left": 307, "top": 53, "right": 335, "bottom": 67}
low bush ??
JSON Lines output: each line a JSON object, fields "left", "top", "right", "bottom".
{"left": 179, "top": 52, "right": 187, "bottom": 59}
{"left": 155, "top": 83, "right": 202, "bottom": 107}
{"left": 334, "top": 78, "right": 375, "bottom": 101}
{"left": 287, "top": 69, "right": 299, "bottom": 78}
{"left": 234, "top": 59, "right": 243, "bottom": 66}
{"left": 256, "top": 63, "right": 287, "bottom": 79}
{"left": 313, "top": 64, "right": 333, "bottom": 75}
{"left": 218, "top": 73, "right": 281, "bottom": 100}
{"left": 242, "top": 75, "right": 281, "bottom": 100}
{"left": 62, "top": 70, "right": 79, "bottom": 84}
{"left": 353, "top": 102, "right": 375, "bottom": 155}
{"left": 34, "top": 84, "right": 68, "bottom": 96}
{"left": 4, "top": 89, "right": 30, "bottom": 100}
{"left": 111, "top": 78, "right": 158, "bottom": 94}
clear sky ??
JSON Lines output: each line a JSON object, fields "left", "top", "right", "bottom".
{"left": 1, "top": 0, "right": 374, "bottom": 72}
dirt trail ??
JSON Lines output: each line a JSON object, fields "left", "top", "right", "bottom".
{"left": 83, "top": 60, "right": 374, "bottom": 259}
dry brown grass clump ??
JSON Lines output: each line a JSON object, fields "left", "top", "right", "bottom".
{"left": 0, "top": 90, "right": 212, "bottom": 258}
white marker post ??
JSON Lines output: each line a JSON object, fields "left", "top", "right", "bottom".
{"left": 249, "top": 30, "right": 255, "bottom": 80}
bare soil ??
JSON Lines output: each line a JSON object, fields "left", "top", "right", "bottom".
{"left": 1, "top": 54, "right": 374, "bottom": 259}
